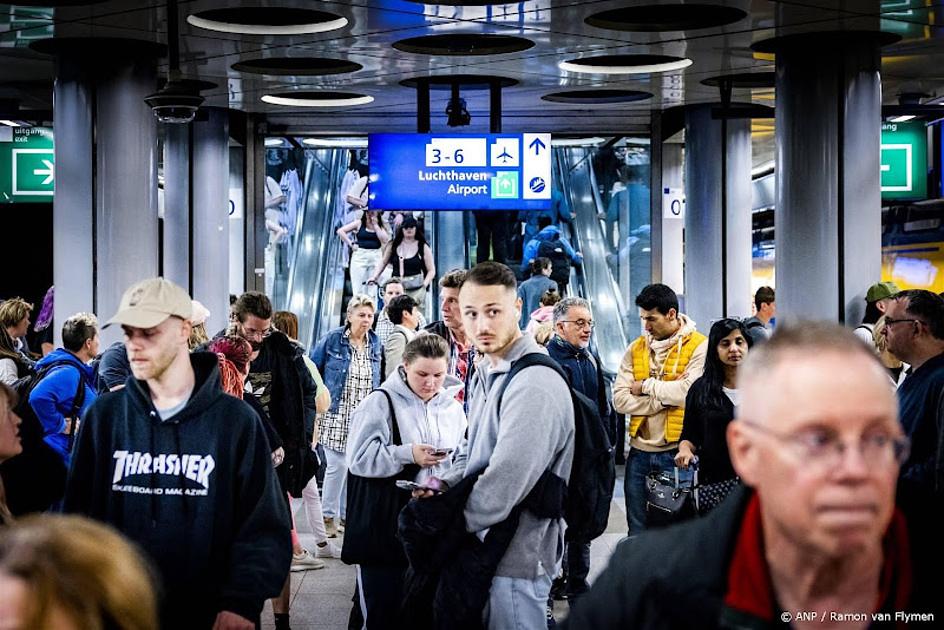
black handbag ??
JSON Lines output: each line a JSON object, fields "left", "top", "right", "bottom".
{"left": 645, "top": 466, "right": 696, "bottom": 528}
{"left": 694, "top": 476, "right": 740, "bottom": 515}
{"left": 341, "top": 389, "right": 420, "bottom": 567}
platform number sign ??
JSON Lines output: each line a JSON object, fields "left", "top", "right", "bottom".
{"left": 881, "top": 121, "right": 926, "bottom": 201}
{"left": 0, "top": 126, "right": 54, "bottom": 203}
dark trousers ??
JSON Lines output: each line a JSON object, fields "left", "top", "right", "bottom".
{"left": 565, "top": 541, "right": 591, "bottom": 597}
{"left": 357, "top": 565, "right": 405, "bottom": 630}
{"left": 474, "top": 211, "right": 510, "bottom": 264}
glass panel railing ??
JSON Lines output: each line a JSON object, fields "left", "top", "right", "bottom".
{"left": 554, "top": 146, "right": 628, "bottom": 373}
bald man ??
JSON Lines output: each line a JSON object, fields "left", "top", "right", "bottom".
{"left": 563, "top": 322, "right": 938, "bottom": 629}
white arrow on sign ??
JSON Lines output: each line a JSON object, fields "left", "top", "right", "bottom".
{"left": 34, "top": 159, "right": 54, "bottom": 185}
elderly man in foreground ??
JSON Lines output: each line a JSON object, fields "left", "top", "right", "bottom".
{"left": 563, "top": 322, "right": 937, "bottom": 629}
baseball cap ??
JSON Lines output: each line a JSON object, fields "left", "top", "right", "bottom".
{"left": 105, "top": 278, "right": 193, "bottom": 329}
{"left": 865, "top": 281, "right": 900, "bottom": 304}
{"left": 190, "top": 300, "right": 210, "bottom": 326}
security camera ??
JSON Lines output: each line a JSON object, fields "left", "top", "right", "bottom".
{"left": 144, "top": 81, "right": 205, "bottom": 124}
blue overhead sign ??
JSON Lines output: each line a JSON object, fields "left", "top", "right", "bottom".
{"left": 368, "top": 133, "right": 552, "bottom": 211}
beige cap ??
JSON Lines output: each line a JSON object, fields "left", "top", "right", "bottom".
{"left": 105, "top": 278, "right": 193, "bottom": 329}
{"left": 190, "top": 300, "right": 210, "bottom": 326}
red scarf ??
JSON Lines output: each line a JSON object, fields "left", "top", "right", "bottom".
{"left": 724, "top": 494, "right": 912, "bottom": 624}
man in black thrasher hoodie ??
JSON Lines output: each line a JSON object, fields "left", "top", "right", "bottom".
{"left": 64, "top": 278, "right": 292, "bottom": 629}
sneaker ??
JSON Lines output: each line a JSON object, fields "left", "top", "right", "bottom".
{"left": 337, "top": 518, "right": 345, "bottom": 534}
{"left": 550, "top": 576, "right": 568, "bottom": 601}
{"left": 291, "top": 550, "right": 325, "bottom": 572}
{"left": 546, "top": 602, "right": 557, "bottom": 628}
{"left": 315, "top": 541, "right": 342, "bottom": 559}
{"left": 324, "top": 517, "right": 338, "bottom": 538}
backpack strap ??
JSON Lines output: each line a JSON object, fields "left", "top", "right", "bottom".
{"left": 373, "top": 389, "right": 405, "bottom": 446}
{"left": 495, "top": 353, "right": 567, "bottom": 417}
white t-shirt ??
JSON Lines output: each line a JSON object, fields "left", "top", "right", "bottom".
{"left": 723, "top": 386, "right": 740, "bottom": 407}
{"left": 0, "top": 358, "right": 17, "bottom": 386}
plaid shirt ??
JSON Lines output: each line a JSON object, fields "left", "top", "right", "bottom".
{"left": 318, "top": 333, "right": 373, "bottom": 452}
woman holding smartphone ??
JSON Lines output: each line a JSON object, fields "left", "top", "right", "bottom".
{"left": 345, "top": 334, "right": 467, "bottom": 629}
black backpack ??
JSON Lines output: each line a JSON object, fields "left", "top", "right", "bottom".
{"left": 536, "top": 239, "right": 571, "bottom": 286}
{"left": 0, "top": 360, "right": 87, "bottom": 515}
{"left": 496, "top": 353, "right": 616, "bottom": 541}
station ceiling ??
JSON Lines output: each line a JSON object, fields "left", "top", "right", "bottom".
{"left": 0, "top": 1, "right": 941, "bottom": 158}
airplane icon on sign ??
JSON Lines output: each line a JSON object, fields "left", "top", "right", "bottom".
{"left": 496, "top": 148, "right": 513, "bottom": 163}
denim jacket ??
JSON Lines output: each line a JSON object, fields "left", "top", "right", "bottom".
{"left": 310, "top": 326, "right": 382, "bottom": 414}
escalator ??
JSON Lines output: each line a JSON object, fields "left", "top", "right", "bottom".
{"left": 281, "top": 148, "right": 349, "bottom": 350}
{"left": 553, "top": 146, "right": 629, "bottom": 372}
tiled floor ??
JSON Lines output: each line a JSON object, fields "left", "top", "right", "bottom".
{"left": 262, "top": 469, "right": 628, "bottom": 629}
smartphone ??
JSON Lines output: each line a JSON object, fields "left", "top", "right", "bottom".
{"left": 395, "top": 480, "right": 442, "bottom": 493}
{"left": 430, "top": 447, "right": 454, "bottom": 457}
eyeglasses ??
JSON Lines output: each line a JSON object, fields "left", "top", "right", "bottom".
{"left": 883, "top": 318, "right": 924, "bottom": 328}
{"left": 559, "top": 319, "right": 595, "bottom": 330}
{"left": 740, "top": 420, "right": 910, "bottom": 469}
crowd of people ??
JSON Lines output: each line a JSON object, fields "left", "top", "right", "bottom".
{"left": 0, "top": 259, "right": 941, "bottom": 630}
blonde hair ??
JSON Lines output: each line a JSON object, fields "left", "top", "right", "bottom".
{"left": 872, "top": 315, "right": 903, "bottom": 370}
{"left": 0, "top": 514, "right": 159, "bottom": 630}
{"left": 533, "top": 322, "right": 554, "bottom": 346}
{"left": 0, "top": 298, "right": 32, "bottom": 330}
{"left": 346, "top": 294, "right": 376, "bottom": 318}
{"left": 187, "top": 322, "right": 209, "bottom": 350}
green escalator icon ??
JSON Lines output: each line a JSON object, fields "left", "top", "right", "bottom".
{"left": 491, "top": 171, "right": 518, "bottom": 199}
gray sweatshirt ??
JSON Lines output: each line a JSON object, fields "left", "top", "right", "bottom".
{"left": 347, "top": 369, "right": 467, "bottom": 484}
{"left": 441, "top": 334, "right": 575, "bottom": 579}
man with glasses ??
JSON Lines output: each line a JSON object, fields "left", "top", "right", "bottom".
{"left": 546, "top": 296, "right": 614, "bottom": 605}
{"left": 564, "top": 322, "right": 936, "bottom": 628}
{"left": 231, "top": 291, "right": 318, "bottom": 630}
{"left": 613, "top": 283, "right": 707, "bottom": 535}
{"left": 882, "top": 289, "right": 944, "bottom": 559}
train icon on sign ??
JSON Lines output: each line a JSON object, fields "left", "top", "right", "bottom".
{"left": 529, "top": 177, "right": 546, "bottom": 194}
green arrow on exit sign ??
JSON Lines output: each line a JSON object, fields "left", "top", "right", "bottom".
{"left": 13, "top": 149, "right": 54, "bottom": 195}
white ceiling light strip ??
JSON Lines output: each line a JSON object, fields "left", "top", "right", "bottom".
{"left": 262, "top": 94, "right": 374, "bottom": 107}
{"left": 559, "top": 58, "right": 692, "bottom": 75}
{"left": 187, "top": 15, "right": 348, "bottom": 36}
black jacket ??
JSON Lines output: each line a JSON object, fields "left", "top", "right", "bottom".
{"left": 63, "top": 352, "right": 292, "bottom": 628}
{"left": 399, "top": 469, "right": 566, "bottom": 630}
{"left": 563, "top": 486, "right": 940, "bottom": 630}
{"left": 255, "top": 331, "right": 318, "bottom": 496}
{"left": 680, "top": 379, "right": 737, "bottom": 484}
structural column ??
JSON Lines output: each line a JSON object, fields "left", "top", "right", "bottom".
{"left": 49, "top": 40, "right": 161, "bottom": 344}
{"left": 191, "top": 107, "right": 230, "bottom": 335}
{"left": 162, "top": 123, "right": 191, "bottom": 290}
{"left": 684, "top": 105, "right": 753, "bottom": 328}
{"left": 765, "top": 32, "right": 886, "bottom": 324}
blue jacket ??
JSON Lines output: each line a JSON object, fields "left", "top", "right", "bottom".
{"left": 310, "top": 326, "right": 382, "bottom": 414}
{"left": 546, "top": 335, "right": 610, "bottom": 420}
{"left": 519, "top": 188, "right": 572, "bottom": 245}
{"left": 522, "top": 225, "right": 581, "bottom": 270}
{"left": 29, "top": 348, "right": 97, "bottom": 464}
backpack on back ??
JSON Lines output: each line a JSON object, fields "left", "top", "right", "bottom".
{"left": 496, "top": 353, "right": 616, "bottom": 541}
{"left": 0, "top": 360, "right": 87, "bottom": 515}
{"left": 536, "top": 239, "right": 571, "bottom": 286}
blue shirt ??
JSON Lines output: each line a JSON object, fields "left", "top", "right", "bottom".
{"left": 897, "top": 352, "right": 944, "bottom": 489}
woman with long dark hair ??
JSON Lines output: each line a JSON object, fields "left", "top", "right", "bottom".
{"left": 675, "top": 318, "right": 751, "bottom": 496}
{"left": 367, "top": 216, "right": 436, "bottom": 305}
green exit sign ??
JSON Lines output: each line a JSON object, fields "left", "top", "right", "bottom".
{"left": 0, "top": 127, "right": 54, "bottom": 203}
{"left": 881, "top": 121, "right": 927, "bottom": 201}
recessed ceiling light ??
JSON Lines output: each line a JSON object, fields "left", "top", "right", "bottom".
{"left": 0, "top": 120, "right": 24, "bottom": 127}
{"left": 302, "top": 138, "right": 369, "bottom": 148}
{"left": 559, "top": 54, "right": 692, "bottom": 75}
{"left": 393, "top": 34, "right": 534, "bottom": 56}
{"left": 187, "top": 8, "right": 347, "bottom": 36}
{"left": 233, "top": 57, "right": 362, "bottom": 76}
{"left": 542, "top": 89, "right": 653, "bottom": 104}
{"left": 889, "top": 114, "right": 916, "bottom": 123}
{"left": 261, "top": 92, "right": 374, "bottom": 107}
{"left": 585, "top": 4, "right": 747, "bottom": 32}
{"left": 264, "top": 138, "right": 287, "bottom": 147}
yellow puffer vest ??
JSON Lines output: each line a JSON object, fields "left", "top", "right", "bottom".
{"left": 629, "top": 330, "right": 707, "bottom": 443}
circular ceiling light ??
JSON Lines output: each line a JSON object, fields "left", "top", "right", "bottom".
{"left": 400, "top": 75, "right": 518, "bottom": 90}
{"left": 542, "top": 89, "right": 653, "bottom": 104}
{"left": 187, "top": 8, "right": 347, "bottom": 36}
{"left": 261, "top": 91, "right": 374, "bottom": 107}
{"left": 233, "top": 57, "right": 362, "bottom": 76}
{"left": 560, "top": 54, "right": 692, "bottom": 75}
{"left": 393, "top": 34, "right": 534, "bottom": 56}
{"left": 585, "top": 4, "right": 747, "bottom": 32}
{"left": 701, "top": 72, "right": 775, "bottom": 88}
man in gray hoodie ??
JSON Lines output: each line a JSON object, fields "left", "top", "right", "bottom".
{"left": 435, "top": 261, "right": 575, "bottom": 630}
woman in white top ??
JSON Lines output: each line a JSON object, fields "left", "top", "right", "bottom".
{"left": 0, "top": 327, "right": 30, "bottom": 387}
{"left": 338, "top": 210, "right": 391, "bottom": 298}
{"left": 367, "top": 216, "right": 436, "bottom": 307}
